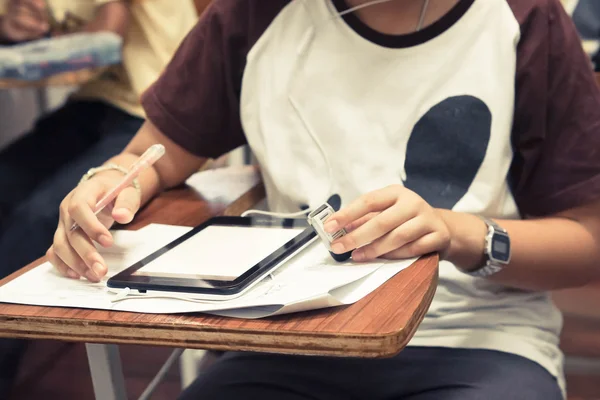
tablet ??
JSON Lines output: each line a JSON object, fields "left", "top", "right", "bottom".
{"left": 107, "top": 216, "right": 316, "bottom": 299}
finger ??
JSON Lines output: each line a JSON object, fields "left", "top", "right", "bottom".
{"left": 7, "top": 14, "right": 48, "bottom": 36}
{"left": 47, "top": 246, "right": 80, "bottom": 279}
{"left": 58, "top": 209, "right": 107, "bottom": 281}
{"left": 13, "top": 2, "right": 48, "bottom": 26}
{"left": 324, "top": 186, "right": 402, "bottom": 234}
{"left": 20, "top": 0, "right": 48, "bottom": 21}
{"left": 345, "top": 212, "right": 378, "bottom": 233}
{"left": 68, "top": 182, "right": 113, "bottom": 247}
{"left": 351, "top": 216, "right": 433, "bottom": 261}
{"left": 381, "top": 232, "right": 447, "bottom": 260}
{"left": 112, "top": 186, "right": 141, "bottom": 225}
{"left": 66, "top": 227, "right": 108, "bottom": 280}
{"left": 53, "top": 226, "right": 99, "bottom": 281}
{"left": 331, "top": 204, "right": 418, "bottom": 254}
{"left": 98, "top": 206, "right": 116, "bottom": 228}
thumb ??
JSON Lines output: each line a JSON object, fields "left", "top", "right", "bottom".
{"left": 112, "top": 187, "right": 141, "bottom": 224}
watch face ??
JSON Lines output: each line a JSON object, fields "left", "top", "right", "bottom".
{"left": 491, "top": 233, "right": 511, "bottom": 263}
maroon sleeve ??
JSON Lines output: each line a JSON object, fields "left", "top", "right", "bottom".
{"left": 140, "top": 0, "right": 289, "bottom": 159}
{"left": 508, "top": 0, "right": 600, "bottom": 217}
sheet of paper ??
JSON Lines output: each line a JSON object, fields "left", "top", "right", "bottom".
{"left": 135, "top": 225, "right": 304, "bottom": 280}
{"left": 185, "top": 165, "right": 261, "bottom": 203}
{"left": 0, "top": 223, "right": 416, "bottom": 318}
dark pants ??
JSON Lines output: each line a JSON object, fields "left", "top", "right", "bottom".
{"left": 180, "top": 347, "right": 563, "bottom": 400}
{"left": 0, "top": 100, "right": 142, "bottom": 276}
{"left": 0, "top": 100, "right": 142, "bottom": 392}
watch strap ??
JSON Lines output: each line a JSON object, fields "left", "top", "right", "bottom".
{"left": 479, "top": 216, "right": 506, "bottom": 234}
{"left": 460, "top": 215, "right": 509, "bottom": 278}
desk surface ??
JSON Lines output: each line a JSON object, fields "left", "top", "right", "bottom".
{"left": 0, "top": 178, "right": 438, "bottom": 358}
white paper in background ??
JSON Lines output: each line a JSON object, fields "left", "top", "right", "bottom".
{"left": 185, "top": 165, "right": 261, "bottom": 202}
{"left": 136, "top": 225, "right": 303, "bottom": 280}
{"left": 582, "top": 40, "right": 600, "bottom": 58}
{"left": 0, "top": 224, "right": 416, "bottom": 319}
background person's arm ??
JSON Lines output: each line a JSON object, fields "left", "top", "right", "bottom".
{"left": 0, "top": 0, "right": 48, "bottom": 43}
{"left": 79, "top": 0, "right": 129, "bottom": 39}
{"left": 0, "top": 0, "right": 129, "bottom": 44}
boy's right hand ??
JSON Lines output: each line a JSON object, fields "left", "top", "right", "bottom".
{"left": 47, "top": 174, "right": 141, "bottom": 282}
{"left": 0, "top": 0, "right": 49, "bottom": 42}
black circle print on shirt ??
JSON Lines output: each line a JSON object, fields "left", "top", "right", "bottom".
{"left": 403, "top": 95, "right": 492, "bottom": 210}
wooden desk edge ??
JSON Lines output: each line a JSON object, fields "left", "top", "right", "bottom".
{"left": 0, "top": 255, "right": 438, "bottom": 358}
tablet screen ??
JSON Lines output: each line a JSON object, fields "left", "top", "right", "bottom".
{"left": 131, "top": 225, "right": 304, "bottom": 281}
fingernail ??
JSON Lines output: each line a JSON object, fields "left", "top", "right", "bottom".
{"left": 92, "top": 262, "right": 106, "bottom": 278}
{"left": 98, "top": 234, "right": 112, "bottom": 247}
{"left": 352, "top": 249, "right": 365, "bottom": 261}
{"left": 331, "top": 242, "right": 345, "bottom": 253}
{"left": 324, "top": 220, "right": 339, "bottom": 233}
{"left": 85, "top": 269, "right": 100, "bottom": 282}
{"left": 66, "top": 270, "right": 79, "bottom": 279}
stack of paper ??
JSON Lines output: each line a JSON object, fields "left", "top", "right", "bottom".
{"left": 0, "top": 224, "right": 415, "bottom": 319}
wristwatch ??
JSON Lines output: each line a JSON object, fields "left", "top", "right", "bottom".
{"left": 463, "top": 216, "right": 511, "bottom": 278}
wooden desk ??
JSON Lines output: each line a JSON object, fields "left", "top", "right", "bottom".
{"left": 0, "top": 177, "right": 438, "bottom": 399}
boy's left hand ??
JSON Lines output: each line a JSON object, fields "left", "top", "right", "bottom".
{"left": 323, "top": 185, "right": 450, "bottom": 261}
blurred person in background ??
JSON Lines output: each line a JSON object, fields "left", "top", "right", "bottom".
{"left": 0, "top": 0, "right": 197, "bottom": 394}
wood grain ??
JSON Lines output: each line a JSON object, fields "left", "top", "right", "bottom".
{"left": 0, "top": 178, "right": 438, "bottom": 358}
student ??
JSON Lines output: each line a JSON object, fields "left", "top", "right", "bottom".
{"left": 0, "top": 0, "right": 196, "bottom": 393}
{"left": 49, "top": 0, "right": 600, "bottom": 399}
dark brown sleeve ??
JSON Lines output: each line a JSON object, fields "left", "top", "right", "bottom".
{"left": 509, "top": 0, "right": 600, "bottom": 217}
{"left": 140, "top": 0, "right": 288, "bottom": 159}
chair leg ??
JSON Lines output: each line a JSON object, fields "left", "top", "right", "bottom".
{"left": 179, "top": 350, "right": 223, "bottom": 390}
{"left": 85, "top": 343, "right": 128, "bottom": 400}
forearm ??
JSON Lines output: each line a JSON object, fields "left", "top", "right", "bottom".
{"left": 440, "top": 206, "right": 600, "bottom": 291}
{"left": 80, "top": 1, "right": 129, "bottom": 39}
{"left": 90, "top": 120, "right": 207, "bottom": 208}
{"left": 96, "top": 152, "right": 163, "bottom": 208}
